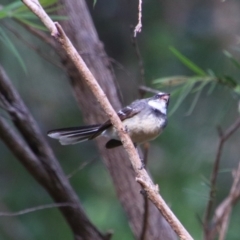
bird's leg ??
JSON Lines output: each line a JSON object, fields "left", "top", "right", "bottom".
{"left": 139, "top": 159, "right": 145, "bottom": 170}
{"left": 124, "top": 126, "right": 144, "bottom": 169}
{"left": 135, "top": 145, "right": 145, "bottom": 170}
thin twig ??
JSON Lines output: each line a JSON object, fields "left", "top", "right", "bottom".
{"left": 0, "top": 203, "right": 76, "bottom": 217}
{"left": 131, "top": 34, "right": 145, "bottom": 85}
{"left": 67, "top": 157, "right": 97, "bottom": 179}
{"left": 3, "top": 22, "right": 63, "bottom": 69}
{"left": 140, "top": 143, "right": 150, "bottom": 240}
{"left": 108, "top": 57, "right": 131, "bottom": 76}
{"left": 206, "top": 162, "right": 240, "bottom": 240}
{"left": 21, "top": 1, "right": 193, "bottom": 239}
{"left": 0, "top": 63, "right": 105, "bottom": 238}
{"left": 139, "top": 85, "right": 160, "bottom": 98}
{"left": 134, "top": 0, "right": 142, "bottom": 37}
{"left": 204, "top": 117, "right": 240, "bottom": 239}
{"left": 140, "top": 192, "right": 149, "bottom": 240}
{"left": 142, "top": 142, "right": 150, "bottom": 166}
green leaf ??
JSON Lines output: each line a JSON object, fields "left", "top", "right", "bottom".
{"left": 48, "top": 15, "right": 68, "bottom": 21}
{"left": 200, "top": 175, "right": 211, "bottom": 188}
{"left": 93, "top": 0, "right": 97, "bottom": 7}
{"left": 0, "top": 12, "right": 7, "bottom": 19}
{"left": 185, "top": 85, "right": 203, "bottom": 116}
{"left": 44, "top": 5, "right": 63, "bottom": 14}
{"left": 14, "top": 12, "right": 38, "bottom": 20}
{"left": 0, "top": 1, "right": 23, "bottom": 19}
{"left": 12, "top": 4, "right": 29, "bottom": 14}
{"left": 40, "top": 0, "right": 58, "bottom": 7}
{"left": 15, "top": 17, "right": 47, "bottom": 31}
{"left": 191, "top": 77, "right": 214, "bottom": 93}
{"left": 14, "top": 12, "right": 67, "bottom": 21}
{"left": 0, "top": 27, "right": 26, "bottom": 73}
{"left": 169, "top": 87, "right": 183, "bottom": 97}
{"left": 169, "top": 80, "right": 195, "bottom": 115}
{"left": 223, "top": 50, "right": 240, "bottom": 70}
{"left": 169, "top": 46, "right": 206, "bottom": 76}
{"left": 219, "top": 75, "right": 237, "bottom": 89}
{"left": 233, "top": 85, "right": 240, "bottom": 95}
{"left": 153, "top": 76, "right": 188, "bottom": 86}
{"left": 0, "top": 1, "right": 23, "bottom": 13}
{"left": 0, "top": 0, "right": 60, "bottom": 19}
{"left": 218, "top": 168, "right": 232, "bottom": 173}
{"left": 206, "top": 69, "right": 216, "bottom": 77}
{"left": 207, "top": 81, "right": 217, "bottom": 95}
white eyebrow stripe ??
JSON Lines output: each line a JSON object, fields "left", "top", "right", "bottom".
{"left": 148, "top": 100, "right": 166, "bottom": 114}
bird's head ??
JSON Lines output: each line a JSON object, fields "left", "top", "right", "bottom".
{"left": 148, "top": 92, "right": 170, "bottom": 115}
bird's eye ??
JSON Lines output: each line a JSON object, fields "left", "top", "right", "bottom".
{"left": 154, "top": 93, "right": 170, "bottom": 103}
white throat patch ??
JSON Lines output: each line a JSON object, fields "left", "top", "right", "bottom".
{"left": 148, "top": 100, "right": 167, "bottom": 114}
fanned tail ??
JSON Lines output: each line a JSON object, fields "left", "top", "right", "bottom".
{"left": 47, "top": 124, "right": 101, "bottom": 145}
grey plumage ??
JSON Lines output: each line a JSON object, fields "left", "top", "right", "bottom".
{"left": 47, "top": 92, "right": 170, "bottom": 148}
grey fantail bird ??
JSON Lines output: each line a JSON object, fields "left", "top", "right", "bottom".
{"left": 47, "top": 92, "right": 170, "bottom": 148}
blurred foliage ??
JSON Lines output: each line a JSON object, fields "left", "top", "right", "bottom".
{"left": 153, "top": 47, "right": 240, "bottom": 115}
{"left": 0, "top": 0, "right": 66, "bottom": 29}
{"left": 0, "top": 0, "right": 240, "bottom": 240}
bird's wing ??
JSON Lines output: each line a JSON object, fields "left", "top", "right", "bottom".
{"left": 89, "top": 100, "right": 146, "bottom": 139}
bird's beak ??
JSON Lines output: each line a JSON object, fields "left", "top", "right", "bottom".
{"left": 160, "top": 93, "right": 170, "bottom": 102}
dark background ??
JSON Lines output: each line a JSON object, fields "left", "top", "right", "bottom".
{"left": 0, "top": 0, "right": 240, "bottom": 239}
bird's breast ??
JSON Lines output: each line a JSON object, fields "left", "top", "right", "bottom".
{"left": 103, "top": 112, "right": 166, "bottom": 144}
{"left": 125, "top": 114, "right": 165, "bottom": 143}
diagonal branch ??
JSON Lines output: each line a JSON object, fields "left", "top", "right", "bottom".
{"left": 21, "top": 0, "right": 193, "bottom": 239}
{"left": 204, "top": 117, "right": 240, "bottom": 239}
{"left": 0, "top": 65, "right": 107, "bottom": 240}
{"left": 18, "top": 1, "right": 175, "bottom": 239}
{"left": 206, "top": 162, "right": 240, "bottom": 240}
{"left": 57, "top": 0, "right": 176, "bottom": 238}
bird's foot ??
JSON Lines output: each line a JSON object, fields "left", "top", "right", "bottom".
{"left": 124, "top": 125, "right": 129, "bottom": 133}
{"left": 138, "top": 157, "right": 145, "bottom": 170}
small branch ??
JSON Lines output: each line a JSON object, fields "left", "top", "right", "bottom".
{"left": 204, "top": 117, "right": 240, "bottom": 239}
{"left": 142, "top": 142, "right": 150, "bottom": 166}
{"left": 206, "top": 162, "right": 240, "bottom": 240}
{"left": 67, "top": 157, "right": 96, "bottom": 179}
{"left": 137, "top": 177, "right": 192, "bottom": 240}
{"left": 139, "top": 85, "right": 160, "bottom": 97}
{"left": 22, "top": 0, "right": 58, "bottom": 36}
{"left": 131, "top": 34, "right": 145, "bottom": 85}
{"left": 134, "top": 0, "right": 142, "bottom": 37}
{"left": 0, "top": 116, "right": 48, "bottom": 181}
{"left": 222, "top": 117, "right": 240, "bottom": 141}
{"left": 140, "top": 143, "right": 150, "bottom": 240}
{"left": 0, "top": 203, "right": 76, "bottom": 217}
{"left": 0, "top": 64, "right": 105, "bottom": 239}
{"left": 21, "top": 1, "right": 193, "bottom": 239}
{"left": 140, "top": 193, "right": 149, "bottom": 240}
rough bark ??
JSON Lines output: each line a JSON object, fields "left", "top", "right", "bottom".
{"left": 58, "top": 1, "right": 176, "bottom": 239}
